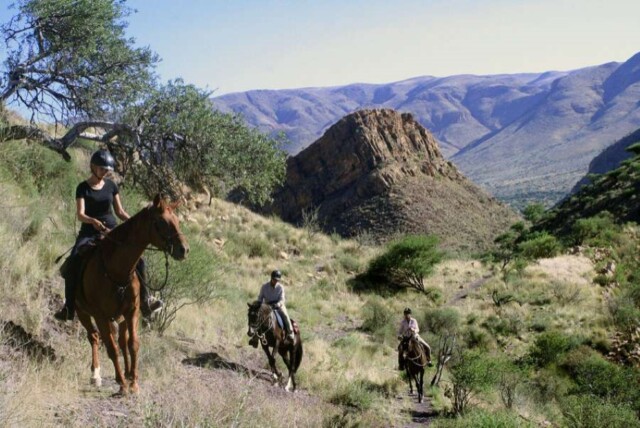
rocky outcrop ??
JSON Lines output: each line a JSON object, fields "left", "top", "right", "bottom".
{"left": 264, "top": 109, "right": 518, "bottom": 252}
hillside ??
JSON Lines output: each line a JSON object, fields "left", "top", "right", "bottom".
{"left": 260, "top": 109, "right": 519, "bottom": 253}
{"left": 213, "top": 52, "right": 640, "bottom": 207}
{"left": 536, "top": 142, "right": 640, "bottom": 237}
{"left": 1, "top": 140, "right": 639, "bottom": 427}
{"left": 572, "top": 127, "right": 640, "bottom": 191}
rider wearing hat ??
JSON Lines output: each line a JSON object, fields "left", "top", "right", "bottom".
{"left": 256, "top": 270, "right": 294, "bottom": 341}
{"left": 397, "top": 307, "right": 433, "bottom": 369}
{"left": 54, "top": 149, "right": 162, "bottom": 321}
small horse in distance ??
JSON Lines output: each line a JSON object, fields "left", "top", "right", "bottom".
{"left": 247, "top": 301, "right": 303, "bottom": 392}
{"left": 401, "top": 334, "right": 429, "bottom": 403}
{"left": 74, "top": 194, "right": 189, "bottom": 395}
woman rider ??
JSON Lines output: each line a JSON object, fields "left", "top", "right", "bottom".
{"left": 54, "top": 149, "right": 162, "bottom": 321}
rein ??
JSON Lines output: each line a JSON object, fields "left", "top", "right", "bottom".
{"left": 404, "top": 338, "right": 429, "bottom": 368}
{"left": 96, "top": 210, "right": 181, "bottom": 294}
{"left": 249, "top": 307, "right": 275, "bottom": 346}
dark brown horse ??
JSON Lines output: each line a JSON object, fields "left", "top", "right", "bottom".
{"left": 247, "top": 302, "right": 303, "bottom": 391}
{"left": 74, "top": 194, "right": 188, "bottom": 395}
{"left": 401, "top": 334, "right": 428, "bottom": 403}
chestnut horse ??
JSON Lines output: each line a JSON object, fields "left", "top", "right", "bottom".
{"left": 74, "top": 194, "right": 189, "bottom": 395}
{"left": 401, "top": 334, "right": 428, "bottom": 403}
{"left": 247, "top": 302, "right": 303, "bottom": 391}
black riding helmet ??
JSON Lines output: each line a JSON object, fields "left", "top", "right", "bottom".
{"left": 90, "top": 149, "right": 115, "bottom": 171}
{"left": 271, "top": 270, "right": 282, "bottom": 279}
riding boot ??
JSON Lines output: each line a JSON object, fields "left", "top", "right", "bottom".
{"left": 140, "top": 283, "right": 163, "bottom": 318}
{"left": 248, "top": 335, "right": 259, "bottom": 348}
{"left": 136, "top": 260, "right": 163, "bottom": 318}
{"left": 55, "top": 276, "right": 76, "bottom": 321}
{"left": 55, "top": 255, "right": 80, "bottom": 321}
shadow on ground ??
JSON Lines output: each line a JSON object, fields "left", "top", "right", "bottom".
{"left": 181, "top": 352, "right": 273, "bottom": 382}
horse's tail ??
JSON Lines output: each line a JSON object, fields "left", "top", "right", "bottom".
{"left": 293, "top": 338, "right": 303, "bottom": 372}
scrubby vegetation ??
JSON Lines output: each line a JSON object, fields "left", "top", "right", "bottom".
{"left": 2, "top": 132, "right": 640, "bottom": 426}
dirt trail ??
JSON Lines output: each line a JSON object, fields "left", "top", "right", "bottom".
{"left": 402, "top": 392, "right": 437, "bottom": 427}
{"left": 402, "top": 272, "right": 493, "bottom": 424}
{"left": 447, "top": 273, "right": 493, "bottom": 305}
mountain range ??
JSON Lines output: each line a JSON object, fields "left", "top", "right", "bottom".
{"left": 213, "top": 52, "right": 640, "bottom": 207}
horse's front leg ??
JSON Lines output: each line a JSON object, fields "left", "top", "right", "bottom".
{"left": 118, "top": 321, "right": 131, "bottom": 379}
{"left": 77, "top": 310, "right": 102, "bottom": 387}
{"left": 97, "top": 319, "right": 128, "bottom": 395}
{"left": 262, "top": 344, "right": 281, "bottom": 383}
{"left": 406, "top": 368, "right": 414, "bottom": 395}
{"left": 125, "top": 310, "right": 140, "bottom": 394}
{"left": 417, "top": 370, "right": 424, "bottom": 403}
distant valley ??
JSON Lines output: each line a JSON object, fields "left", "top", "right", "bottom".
{"left": 213, "top": 52, "right": 640, "bottom": 207}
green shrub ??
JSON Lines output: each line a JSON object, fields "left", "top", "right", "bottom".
{"left": 363, "top": 235, "right": 443, "bottom": 292}
{"left": 422, "top": 307, "right": 461, "bottom": 336}
{"left": 609, "top": 296, "right": 640, "bottom": 338}
{"left": 530, "top": 368, "right": 572, "bottom": 404}
{"left": 559, "top": 395, "right": 639, "bottom": 428}
{"left": 463, "top": 326, "right": 492, "bottom": 350}
{"left": 571, "top": 212, "right": 620, "bottom": 246}
{"left": 481, "top": 315, "right": 521, "bottom": 337}
{"left": 223, "top": 231, "right": 271, "bottom": 258}
{"left": 523, "top": 203, "right": 546, "bottom": 224}
{"left": 562, "top": 351, "right": 640, "bottom": 410}
{"left": 0, "top": 140, "right": 79, "bottom": 197}
{"left": 360, "top": 297, "right": 394, "bottom": 342}
{"left": 528, "top": 330, "right": 581, "bottom": 367}
{"left": 329, "top": 380, "right": 377, "bottom": 410}
{"left": 517, "top": 232, "right": 560, "bottom": 260}
{"left": 449, "top": 349, "right": 500, "bottom": 415}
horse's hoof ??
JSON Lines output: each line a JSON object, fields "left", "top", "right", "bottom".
{"left": 418, "top": 398, "right": 423, "bottom": 404}
{"left": 91, "top": 377, "right": 102, "bottom": 387}
{"left": 129, "top": 383, "right": 140, "bottom": 394}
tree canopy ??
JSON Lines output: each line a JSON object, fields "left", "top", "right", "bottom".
{"left": 0, "top": 0, "right": 286, "bottom": 203}
{"left": 1, "top": 0, "right": 157, "bottom": 123}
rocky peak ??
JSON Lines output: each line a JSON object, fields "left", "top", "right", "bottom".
{"left": 277, "top": 109, "right": 461, "bottom": 218}
{"left": 263, "top": 108, "right": 516, "bottom": 251}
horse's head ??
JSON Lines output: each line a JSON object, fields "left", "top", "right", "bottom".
{"left": 247, "top": 301, "right": 262, "bottom": 336}
{"left": 148, "top": 194, "right": 189, "bottom": 260}
{"left": 401, "top": 334, "right": 420, "bottom": 358}
{"left": 247, "top": 301, "right": 274, "bottom": 337}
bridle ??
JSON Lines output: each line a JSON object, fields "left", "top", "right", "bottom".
{"left": 402, "top": 336, "right": 429, "bottom": 367}
{"left": 97, "top": 207, "right": 185, "bottom": 293}
{"left": 248, "top": 305, "right": 274, "bottom": 346}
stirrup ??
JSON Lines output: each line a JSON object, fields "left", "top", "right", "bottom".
{"left": 286, "top": 332, "right": 295, "bottom": 341}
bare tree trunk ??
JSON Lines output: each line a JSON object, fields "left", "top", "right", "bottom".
{"left": 0, "top": 121, "right": 138, "bottom": 161}
{"left": 431, "top": 334, "right": 456, "bottom": 387}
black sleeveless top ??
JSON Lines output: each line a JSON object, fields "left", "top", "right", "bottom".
{"left": 75, "top": 179, "right": 119, "bottom": 237}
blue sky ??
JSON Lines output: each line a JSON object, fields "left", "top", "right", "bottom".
{"left": 3, "top": 0, "right": 640, "bottom": 95}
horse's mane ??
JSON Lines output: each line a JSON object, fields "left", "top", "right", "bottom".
{"left": 99, "top": 205, "right": 152, "bottom": 252}
{"left": 250, "top": 302, "right": 276, "bottom": 330}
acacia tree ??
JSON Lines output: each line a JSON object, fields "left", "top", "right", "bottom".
{"left": 1, "top": 0, "right": 156, "bottom": 124}
{"left": 0, "top": 0, "right": 286, "bottom": 202}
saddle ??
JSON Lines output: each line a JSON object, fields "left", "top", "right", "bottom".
{"left": 273, "top": 311, "right": 300, "bottom": 335}
{"left": 59, "top": 238, "right": 100, "bottom": 278}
